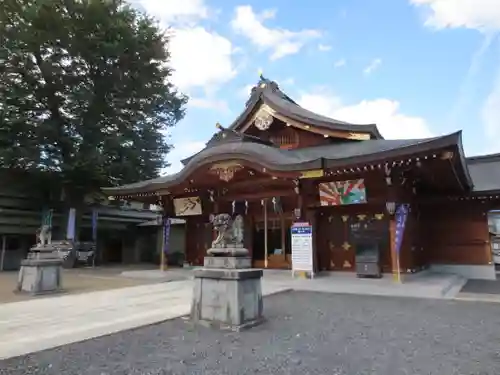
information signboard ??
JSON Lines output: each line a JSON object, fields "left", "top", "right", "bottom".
{"left": 291, "top": 222, "right": 314, "bottom": 278}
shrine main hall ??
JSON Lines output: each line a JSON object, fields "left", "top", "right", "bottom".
{"left": 103, "top": 76, "right": 500, "bottom": 280}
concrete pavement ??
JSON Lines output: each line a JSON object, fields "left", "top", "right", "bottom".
{"left": 0, "top": 270, "right": 466, "bottom": 360}
{"left": 0, "top": 279, "right": 290, "bottom": 360}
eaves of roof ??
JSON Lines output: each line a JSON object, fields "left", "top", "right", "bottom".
{"left": 103, "top": 132, "right": 468, "bottom": 196}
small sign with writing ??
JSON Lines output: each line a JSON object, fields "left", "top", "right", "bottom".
{"left": 291, "top": 222, "right": 314, "bottom": 278}
{"left": 299, "top": 169, "right": 324, "bottom": 179}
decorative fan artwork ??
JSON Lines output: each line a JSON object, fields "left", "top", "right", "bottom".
{"left": 318, "top": 179, "right": 367, "bottom": 206}
{"left": 173, "top": 196, "right": 203, "bottom": 216}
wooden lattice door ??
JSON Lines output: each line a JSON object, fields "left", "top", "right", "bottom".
{"left": 317, "top": 211, "right": 390, "bottom": 272}
{"left": 316, "top": 213, "right": 354, "bottom": 271}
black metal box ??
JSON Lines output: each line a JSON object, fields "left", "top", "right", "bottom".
{"left": 355, "top": 243, "right": 381, "bottom": 278}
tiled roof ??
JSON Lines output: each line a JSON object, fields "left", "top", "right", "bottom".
{"left": 103, "top": 132, "right": 467, "bottom": 195}
{"left": 467, "top": 153, "right": 500, "bottom": 193}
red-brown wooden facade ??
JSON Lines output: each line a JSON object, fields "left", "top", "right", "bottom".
{"left": 103, "top": 77, "right": 500, "bottom": 280}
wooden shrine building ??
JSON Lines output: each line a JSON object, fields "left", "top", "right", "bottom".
{"left": 103, "top": 76, "right": 500, "bottom": 280}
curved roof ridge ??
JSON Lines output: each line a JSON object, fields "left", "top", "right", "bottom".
{"left": 231, "top": 75, "right": 384, "bottom": 139}
{"left": 102, "top": 131, "right": 469, "bottom": 196}
{"left": 467, "top": 152, "right": 500, "bottom": 163}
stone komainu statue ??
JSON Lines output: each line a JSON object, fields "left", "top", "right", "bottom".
{"left": 36, "top": 224, "right": 52, "bottom": 246}
{"left": 210, "top": 213, "right": 244, "bottom": 248}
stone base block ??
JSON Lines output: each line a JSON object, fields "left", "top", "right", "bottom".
{"left": 204, "top": 256, "right": 252, "bottom": 269}
{"left": 207, "top": 247, "right": 249, "bottom": 257}
{"left": 17, "top": 259, "right": 63, "bottom": 295}
{"left": 191, "top": 268, "right": 264, "bottom": 331}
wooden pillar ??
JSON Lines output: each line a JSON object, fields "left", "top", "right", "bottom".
{"left": 297, "top": 194, "right": 304, "bottom": 221}
{"left": 306, "top": 209, "right": 318, "bottom": 275}
{"left": 263, "top": 199, "right": 268, "bottom": 268}
{"left": 160, "top": 225, "right": 166, "bottom": 271}
{"left": 245, "top": 213, "right": 254, "bottom": 260}
{"left": 280, "top": 214, "right": 286, "bottom": 264}
{"left": 0, "top": 235, "right": 6, "bottom": 272}
{"left": 212, "top": 200, "right": 219, "bottom": 243}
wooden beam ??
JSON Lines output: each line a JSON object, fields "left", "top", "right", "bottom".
{"left": 218, "top": 189, "right": 296, "bottom": 202}
{"left": 226, "top": 177, "right": 295, "bottom": 191}
{"left": 272, "top": 111, "right": 371, "bottom": 140}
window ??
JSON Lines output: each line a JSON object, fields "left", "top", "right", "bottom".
{"left": 270, "top": 129, "right": 299, "bottom": 149}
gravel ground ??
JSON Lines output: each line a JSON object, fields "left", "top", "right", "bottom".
{"left": 1, "top": 291, "right": 500, "bottom": 375}
{"left": 460, "top": 279, "right": 500, "bottom": 294}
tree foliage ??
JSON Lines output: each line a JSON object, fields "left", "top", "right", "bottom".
{"left": 0, "top": 0, "right": 187, "bottom": 203}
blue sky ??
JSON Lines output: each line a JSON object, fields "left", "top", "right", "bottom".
{"left": 132, "top": 0, "right": 500, "bottom": 174}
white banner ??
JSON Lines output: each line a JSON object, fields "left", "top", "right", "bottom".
{"left": 66, "top": 208, "right": 76, "bottom": 240}
{"left": 291, "top": 222, "right": 314, "bottom": 275}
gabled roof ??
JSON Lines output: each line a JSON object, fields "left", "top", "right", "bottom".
{"left": 229, "top": 75, "right": 384, "bottom": 139}
{"left": 180, "top": 76, "right": 384, "bottom": 166}
{"left": 103, "top": 131, "right": 469, "bottom": 196}
{"left": 467, "top": 153, "right": 500, "bottom": 193}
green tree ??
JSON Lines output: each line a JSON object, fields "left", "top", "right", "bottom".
{"left": 0, "top": 0, "right": 187, "bottom": 206}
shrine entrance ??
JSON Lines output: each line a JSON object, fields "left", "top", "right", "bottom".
{"left": 316, "top": 208, "right": 391, "bottom": 273}
{"left": 252, "top": 214, "right": 292, "bottom": 269}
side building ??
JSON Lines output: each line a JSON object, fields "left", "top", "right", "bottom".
{"left": 0, "top": 176, "right": 186, "bottom": 271}
{"left": 102, "top": 76, "right": 500, "bottom": 280}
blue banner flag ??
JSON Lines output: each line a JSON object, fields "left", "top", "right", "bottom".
{"left": 163, "top": 216, "right": 171, "bottom": 254}
{"left": 91, "top": 209, "right": 98, "bottom": 242}
{"left": 394, "top": 204, "right": 410, "bottom": 254}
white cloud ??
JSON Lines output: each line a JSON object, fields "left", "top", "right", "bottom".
{"left": 230, "top": 5, "right": 321, "bottom": 60}
{"left": 299, "top": 93, "right": 343, "bottom": 115}
{"left": 318, "top": 44, "right": 332, "bottom": 52}
{"left": 410, "top": 0, "right": 500, "bottom": 32}
{"left": 298, "top": 92, "right": 433, "bottom": 139}
{"left": 482, "top": 57, "right": 500, "bottom": 139}
{"left": 133, "top": 0, "right": 209, "bottom": 25}
{"left": 363, "top": 58, "right": 382, "bottom": 75}
{"left": 238, "top": 84, "right": 255, "bottom": 99}
{"left": 189, "top": 97, "right": 229, "bottom": 112}
{"left": 163, "top": 140, "right": 206, "bottom": 175}
{"left": 133, "top": 0, "right": 237, "bottom": 91}
{"left": 169, "top": 27, "right": 236, "bottom": 90}
{"left": 447, "top": 34, "right": 496, "bottom": 126}
{"left": 334, "top": 59, "right": 346, "bottom": 68}
{"left": 281, "top": 77, "right": 295, "bottom": 86}
{"left": 409, "top": 0, "right": 500, "bottom": 150}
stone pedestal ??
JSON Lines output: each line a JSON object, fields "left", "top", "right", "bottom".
{"left": 203, "top": 256, "right": 252, "bottom": 269}
{"left": 17, "top": 245, "right": 63, "bottom": 295}
{"left": 207, "top": 246, "right": 249, "bottom": 257}
{"left": 191, "top": 255, "right": 264, "bottom": 331}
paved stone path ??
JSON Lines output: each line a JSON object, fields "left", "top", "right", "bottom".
{"left": 0, "top": 268, "right": 183, "bottom": 304}
{"left": 2, "top": 291, "right": 500, "bottom": 375}
{"left": 0, "top": 271, "right": 465, "bottom": 360}
{"left": 0, "top": 280, "right": 289, "bottom": 360}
